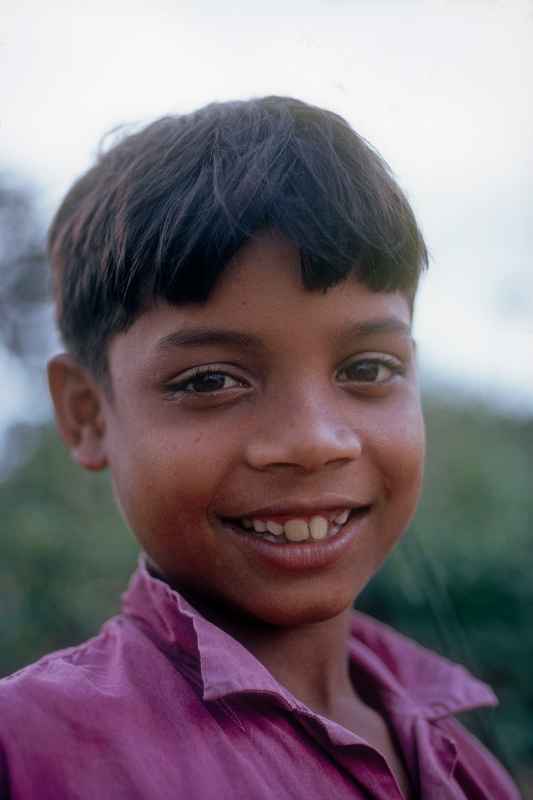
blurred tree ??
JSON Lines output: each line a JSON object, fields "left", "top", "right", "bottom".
{"left": 0, "top": 176, "right": 50, "bottom": 358}
{"left": 0, "top": 176, "right": 53, "bottom": 475}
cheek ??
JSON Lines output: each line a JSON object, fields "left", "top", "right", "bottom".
{"left": 111, "top": 422, "right": 243, "bottom": 529}
{"left": 378, "top": 401, "right": 426, "bottom": 510}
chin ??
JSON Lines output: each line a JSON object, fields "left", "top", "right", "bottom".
{"left": 244, "top": 585, "right": 357, "bottom": 628}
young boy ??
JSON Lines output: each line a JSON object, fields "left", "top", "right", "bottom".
{"left": 0, "top": 97, "right": 520, "bottom": 799}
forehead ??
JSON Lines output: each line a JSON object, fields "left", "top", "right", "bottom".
{"left": 108, "top": 233, "right": 412, "bottom": 377}
{"left": 212, "top": 231, "right": 411, "bottom": 311}
{"left": 163, "top": 231, "right": 412, "bottom": 331}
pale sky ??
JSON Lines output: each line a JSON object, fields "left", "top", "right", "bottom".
{"left": 1, "top": 0, "right": 532, "bottom": 440}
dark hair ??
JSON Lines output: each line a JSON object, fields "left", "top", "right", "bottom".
{"left": 49, "top": 95, "right": 428, "bottom": 378}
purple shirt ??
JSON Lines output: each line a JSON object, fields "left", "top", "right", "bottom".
{"left": 0, "top": 558, "right": 520, "bottom": 799}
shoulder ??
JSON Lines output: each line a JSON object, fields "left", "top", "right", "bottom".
{"left": 1, "top": 615, "right": 121, "bottom": 690}
{"left": 0, "top": 618, "right": 119, "bottom": 734}
{"left": 0, "top": 617, "right": 204, "bottom": 800}
{"left": 0, "top": 623, "right": 121, "bottom": 798}
{"left": 350, "top": 611, "right": 497, "bottom": 709}
{"left": 437, "top": 717, "right": 522, "bottom": 799}
{"left": 350, "top": 613, "right": 521, "bottom": 798}
{"left": 0, "top": 614, "right": 199, "bottom": 797}
{"left": 0, "top": 611, "right": 191, "bottom": 741}
{"left": 0, "top": 609, "right": 190, "bottom": 706}
{"left": 351, "top": 610, "right": 462, "bottom": 680}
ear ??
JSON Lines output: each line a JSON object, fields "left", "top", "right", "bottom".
{"left": 47, "top": 354, "right": 108, "bottom": 471}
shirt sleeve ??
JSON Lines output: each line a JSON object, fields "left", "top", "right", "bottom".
{"left": 438, "top": 717, "right": 522, "bottom": 800}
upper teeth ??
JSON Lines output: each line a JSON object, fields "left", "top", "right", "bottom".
{"left": 240, "top": 509, "right": 351, "bottom": 542}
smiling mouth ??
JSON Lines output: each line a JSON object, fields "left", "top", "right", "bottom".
{"left": 220, "top": 507, "right": 371, "bottom": 545}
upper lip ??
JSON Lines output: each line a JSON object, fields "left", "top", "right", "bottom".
{"left": 221, "top": 498, "right": 372, "bottom": 519}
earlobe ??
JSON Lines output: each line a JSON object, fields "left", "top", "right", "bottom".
{"left": 47, "top": 354, "right": 108, "bottom": 471}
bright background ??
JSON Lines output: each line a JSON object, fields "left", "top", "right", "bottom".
{"left": 1, "top": 0, "right": 532, "bottom": 445}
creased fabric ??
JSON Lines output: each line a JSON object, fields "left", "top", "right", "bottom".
{"left": 0, "top": 556, "right": 520, "bottom": 799}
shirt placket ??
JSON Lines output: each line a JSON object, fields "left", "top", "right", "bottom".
{"left": 413, "top": 716, "right": 462, "bottom": 799}
{"left": 294, "top": 708, "right": 408, "bottom": 800}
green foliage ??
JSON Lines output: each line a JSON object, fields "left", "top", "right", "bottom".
{"left": 1, "top": 396, "right": 532, "bottom": 788}
{"left": 0, "top": 428, "right": 137, "bottom": 671}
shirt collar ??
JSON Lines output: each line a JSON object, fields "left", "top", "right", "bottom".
{"left": 121, "top": 556, "right": 497, "bottom": 719}
{"left": 346, "top": 613, "right": 497, "bottom": 719}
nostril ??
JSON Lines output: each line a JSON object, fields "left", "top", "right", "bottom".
{"left": 245, "top": 420, "right": 363, "bottom": 473}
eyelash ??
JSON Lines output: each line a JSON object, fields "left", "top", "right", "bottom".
{"left": 167, "top": 367, "right": 246, "bottom": 395}
{"left": 166, "top": 356, "right": 405, "bottom": 397}
{"left": 337, "top": 356, "right": 405, "bottom": 385}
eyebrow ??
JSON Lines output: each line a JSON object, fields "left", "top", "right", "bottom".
{"left": 155, "top": 317, "right": 411, "bottom": 354}
{"left": 156, "top": 328, "right": 268, "bottom": 354}
{"left": 338, "top": 317, "right": 412, "bottom": 341}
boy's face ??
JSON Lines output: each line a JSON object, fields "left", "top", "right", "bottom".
{"left": 68, "top": 232, "right": 425, "bottom": 627}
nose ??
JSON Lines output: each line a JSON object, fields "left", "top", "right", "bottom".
{"left": 245, "top": 393, "right": 363, "bottom": 474}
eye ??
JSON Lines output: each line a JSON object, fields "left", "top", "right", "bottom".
{"left": 337, "top": 356, "right": 404, "bottom": 385}
{"left": 167, "top": 367, "right": 246, "bottom": 395}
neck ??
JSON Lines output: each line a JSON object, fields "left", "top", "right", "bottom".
{"left": 240, "top": 611, "right": 356, "bottom": 715}
{"left": 148, "top": 558, "right": 359, "bottom": 717}
{"left": 191, "top": 593, "right": 357, "bottom": 717}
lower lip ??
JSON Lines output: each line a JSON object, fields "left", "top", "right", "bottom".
{"left": 218, "top": 508, "right": 371, "bottom": 572}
